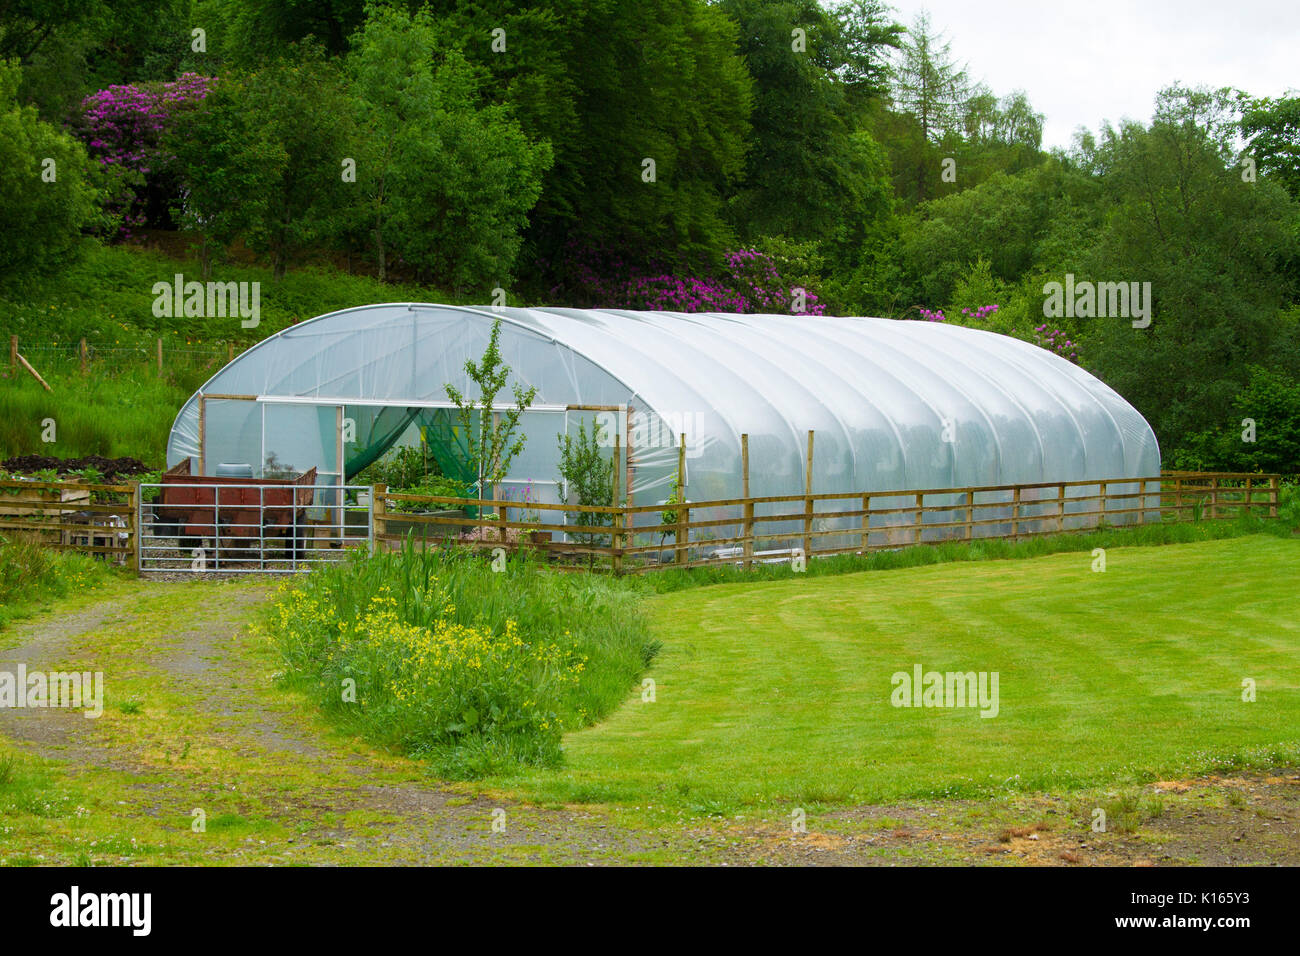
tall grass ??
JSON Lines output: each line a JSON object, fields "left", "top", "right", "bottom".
{"left": 262, "top": 538, "right": 658, "bottom": 777}
{"left": 0, "top": 352, "right": 217, "bottom": 465}
{"left": 0, "top": 534, "right": 111, "bottom": 628}
{"left": 0, "top": 241, "right": 472, "bottom": 465}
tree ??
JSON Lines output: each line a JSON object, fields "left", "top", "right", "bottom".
{"left": 216, "top": 0, "right": 369, "bottom": 63}
{"left": 1078, "top": 86, "right": 1300, "bottom": 450}
{"left": 900, "top": 162, "right": 1091, "bottom": 305}
{"left": 829, "top": 0, "right": 904, "bottom": 105}
{"left": 428, "top": 0, "right": 753, "bottom": 281}
{"left": 1174, "top": 365, "right": 1300, "bottom": 473}
{"left": 382, "top": 55, "right": 550, "bottom": 293}
{"left": 718, "top": 0, "right": 897, "bottom": 264}
{"left": 956, "top": 87, "right": 1044, "bottom": 184}
{"left": 444, "top": 319, "right": 538, "bottom": 496}
{"left": 1240, "top": 94, "right": 1300, "bottom": 201}
{"left": 890, "top": 11, "right": 968, "bottom": 202}
{"left": 0, "top": 61, "right": 101, "bottom": 277}
{"left": 165, "top": 77, "right": 283, "bottom": 277}
{"left": 346, "top": 7, "right": 551, "bottom": 290}
{"left": 556, "top": 417, "right": 614, "bottom": 553}
{"left": 169, "top": 52, "right": 354, "bottom": 278}
{"left": 0, "top": 0, "right": 104, "bottom": 61}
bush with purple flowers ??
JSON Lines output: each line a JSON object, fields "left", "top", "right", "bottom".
{"left": 549, "top": 242, "right": 826, "bottom": 315}
{"left": 72, "top": 73, "right": 213, "bottom": 238}
{"left": 1026, "top": 324, "right": 1080, "bottom": 363}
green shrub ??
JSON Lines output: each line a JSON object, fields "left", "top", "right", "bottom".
{"left": 388, "top": 477, "right": 471, "bottom": 513}
{"left": 261, "top": 540, "right": 657, "bottom": 776}
{"left": 556, "top": 416, "right": 614, "bottom": 551}
{"left": 0, "top": 62, "right": 102, "bottom": 279}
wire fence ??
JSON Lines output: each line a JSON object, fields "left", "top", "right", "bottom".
{"left": 7, "top": 335, "right": 239, "bottom": 380}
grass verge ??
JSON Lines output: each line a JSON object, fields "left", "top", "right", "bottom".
{"left": 0, "top": 534, "right": 113, "bottom": 630}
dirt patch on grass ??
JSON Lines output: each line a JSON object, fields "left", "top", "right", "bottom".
{"left": 724, "top": 771, "right": 1300, "bottom": 866}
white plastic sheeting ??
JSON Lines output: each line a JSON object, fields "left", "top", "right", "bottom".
{"left": 167, "top": 304, "right": 1161, "bottom": 516}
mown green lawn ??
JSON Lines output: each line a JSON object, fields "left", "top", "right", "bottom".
{"left": 495, "top": 536, "right": 1300, "bottom": 810}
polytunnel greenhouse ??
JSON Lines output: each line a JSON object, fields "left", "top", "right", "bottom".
{"left": 166, "top": 304, "right": 1161, "bottom": 548}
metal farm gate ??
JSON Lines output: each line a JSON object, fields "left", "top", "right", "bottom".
{"left": 137, "top": 481, "right": 373, "bottom": 573}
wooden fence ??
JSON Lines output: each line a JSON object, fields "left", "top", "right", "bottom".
{"left": 0, "top": 478, "right": 138, "bottom": 570}
{"left": 0, "top": 471, "right": 1282, "bottom": 575}
{"left": 374, "top": 471, "right": 1282, "bottom": 574}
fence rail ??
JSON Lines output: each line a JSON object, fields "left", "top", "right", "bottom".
{"left": 369, "top": 472, "right": 1282, "bottom": 574}
{"left": 0, "top": 471, "right": 1284, "bottom": 575}
{"left": 0, "top": 477, "right": 137, "bottom": 569}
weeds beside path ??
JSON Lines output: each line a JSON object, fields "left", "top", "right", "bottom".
{"left": 0, "top": 578, "right": 713, "bottom": 865}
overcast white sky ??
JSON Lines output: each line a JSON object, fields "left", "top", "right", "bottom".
{"left": 880, "top": 0, "right": 1299, "bottom": 149}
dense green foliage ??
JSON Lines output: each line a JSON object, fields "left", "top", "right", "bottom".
{"left": 262, "top": 541, "right": 657, "bottom": 776}
{"left": 1, "top": 1, "right": 1298, "bottom": 472}
{"left": 0, "top": 62, "right": 101, "bottom": 277}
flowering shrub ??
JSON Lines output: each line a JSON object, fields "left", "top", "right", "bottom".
{"left": 922, "top": 302, "right": 1080, "bottom": 364}
{"left": 550, "top": 242, "right": 826, "bottom": 315}
{"left": 73, "top": 73, "right": 213, "bottom": 237}
{"left": 260, "top": 541, "right": 655, "bottom": 775}
{"left": 920, "top": 303, "right": 999, "bottom": 323}
{"left": 1027, "top": 324, "right": 1079, "bottom": 363}
{"left": 960, "top": 304, "right": 999, "bottom": 321}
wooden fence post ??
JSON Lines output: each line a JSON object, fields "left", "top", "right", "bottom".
{"left": 803, "top": 430, "right": 814, "bottom": 560}
{"left": 372, "top": 483, "right": 387, "bottom": 548}
{"left": 1010, "top": 485, "right": 1021, "bottom": 540}
{"left": 913, "top": 492, "right": 924, "bottom": 545}
{"left": 1175, "top": 476, "right": 1184, "bottom": 519}
{"left": 227, "top": 342, "right": 235, "bottom": 363}
{"left": 611, "top": 432, "right": 622, "bottom": 573}
{"left": 861, "top": 494, "right": 870, "bottom": 553}
{"left": 1098, "top": 481, "right": 1108, "bottom": 528}
{"left": 126, "top": 482, "right": 140, "bottom": 576}
{"left": 676, "top": 433, "right": 687, "bottom": 566}
{"left": 741, "top": 433, "right": 753, "bottom": 571}
{"left": 1209, "top": 476, "right": 1219, "bottom": 520}
{"left": 1244, "top": 476, "right": 1253, "bottom": 518}
{"left": 197, "top": 397, "right": 206, "bottom": 477}
{"left": 1056, "top": 483, "right": 1066, "bottom": 533}
{"left": 964, "top": 489, "right": 974, "bottom": 541}
{"left": 625, "top": 404, "right": 634, "bottom": 520}
{"left": 1269, "top": 475, "right": 1279, "bottom": 518}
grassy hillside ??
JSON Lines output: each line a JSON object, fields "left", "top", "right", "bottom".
{"left": 491, "top": 536, "right": 1300, "bottom": 810}
{"left": 0, "top": 241, "right": 463, "bottom": 465}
